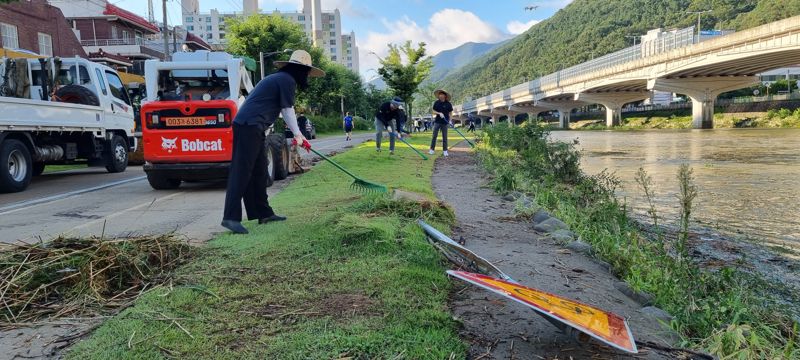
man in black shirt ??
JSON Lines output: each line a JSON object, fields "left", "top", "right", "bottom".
{"left": 374, "top": 96, "right": 404, "bottom": 154}
{"left": 221, "top": 50, "right": 325, "bottom": 234}
{"left": 430, "top": 89, "right": 453, "bottom": 157}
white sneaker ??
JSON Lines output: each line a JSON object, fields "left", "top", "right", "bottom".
{"left": 443, "top": 150, "right": 449, "bottom": 157}
{"left": 428, "top": 149, "right": 435, "bottom": 155}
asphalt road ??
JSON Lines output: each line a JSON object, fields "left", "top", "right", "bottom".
{"left": 0, "top": 133, "right": 373, "bottom": 244}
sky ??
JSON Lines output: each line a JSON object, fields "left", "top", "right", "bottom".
{"left": 113, "top": 0, "right": 574, "bottom": 78}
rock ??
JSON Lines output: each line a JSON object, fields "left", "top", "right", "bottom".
{"left": 392, "top": 189, "right": 429, "bottom": 203}
{"left": 502, "top": 191, "right": 524, "bottom": 201}
{"left": 614, "top": 281, "right": 655, "bottom": 306}
{"left": 533, "top": 217, "right": 568, "bottom": 233}
{"left": 640, "top": 306, "right": 673, "bottom": 323}
{"left": 552, "top": 229, "right": 577, "bottom": 243}
{"left": 565, "top": 240, "right": 592, "bottom": 254}
{"left": 516, "top": 195, "right": 534, "bottom": 209}
{"left": 532, "top": 209, "right": 552, "bottom": 224}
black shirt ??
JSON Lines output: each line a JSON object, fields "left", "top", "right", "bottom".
{"left": 375, "top": 101, "right": 400, "bottom": 126}
{"left": 432, "top": 100, "right": 453, "bottom": 124}
{"left": 234, "top": 71, "right": 296, "bottom": 127}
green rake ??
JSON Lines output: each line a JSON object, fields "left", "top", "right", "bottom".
{"left": 307, "top": 147, "right": 388, "bottom": 193}
{"left": 451, "top": 126, "right": 476, "bottom": 148}
{"left": 395, "top": 133, "right": 429, "bottom": 160}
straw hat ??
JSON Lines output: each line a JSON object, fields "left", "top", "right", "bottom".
{"left": 434, "top": 89, "right": 451, "bottom": 101}
{"left": 274, "top": 50, "right": 326, "bottom": 77}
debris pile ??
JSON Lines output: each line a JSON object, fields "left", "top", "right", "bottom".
{"left": 0, "top": 235, "right": 190, "bottom": 325}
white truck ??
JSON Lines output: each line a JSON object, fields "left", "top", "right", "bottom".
{"left": 0, "top": 57, "right": 136, "bottom": 193}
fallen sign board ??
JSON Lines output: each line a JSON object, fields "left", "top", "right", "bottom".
{"left": 448, "top": 270, "right": 638, "bottom": 354}
{"left": 417, "top": 219, "right": 514, "bottom": 282}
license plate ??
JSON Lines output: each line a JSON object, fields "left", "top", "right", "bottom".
{"left": 164, "top": 117, "right": 213, "bottom": 126}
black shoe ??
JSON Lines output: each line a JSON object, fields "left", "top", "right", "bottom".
{"left": 258, "top": 215, "right": 287, "bottom": 224}
{"left": 221, "top": 220, "right": 249, "bottom": 234}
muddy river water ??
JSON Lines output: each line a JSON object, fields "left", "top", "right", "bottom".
{"left": 549, "top": 128, "right": 800, "bottom": 251}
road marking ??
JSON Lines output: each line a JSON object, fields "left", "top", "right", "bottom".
{"left": 65, "top": 191, "right": 186, "bottom": 234}
{"left": 0, "top": 176, "right": 147, "bottom": 216}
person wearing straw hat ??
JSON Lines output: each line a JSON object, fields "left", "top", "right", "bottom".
{"left": 221, "top": 50, "right": 325, "bottom": 234}
{"left": 430, "top": 89, "right": 453, "bottom": 157}
{"left": 374, "top": 96, "right": 404, "bottom": 154}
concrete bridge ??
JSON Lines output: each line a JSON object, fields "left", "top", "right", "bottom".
{"left": 453, "top": 16, "right": 800, "bottom": 129}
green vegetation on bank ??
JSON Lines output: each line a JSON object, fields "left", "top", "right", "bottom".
{"left": 573, "top": 108, "right": 800, "bottom": 130}
{"left": 439, "top": 0, "right": 800, "bottom": 103}
{"left": 68, "top": 135, "right": 465, "bottom": 359}
{"left": 476, "top": 122, "right": 799, "bottom": 359}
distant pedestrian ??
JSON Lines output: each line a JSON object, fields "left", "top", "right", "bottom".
{"left": 343, "top": 111, "right": 354, "bottom": 141}
{"left": 429, "top": 89, "right": 453, "bottom": 157}
{"left": 467, "top": 113, "right": 476, "bottom": 132}
{"left": 414, "top": 119, "right": 422, "bottom": 132}
{"left": 374, "top": 96, "right": 404, "bottom": 154}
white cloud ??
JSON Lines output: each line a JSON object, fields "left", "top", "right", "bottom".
{"left": 506, "top": 19, "right": 540, "bottom": 35}
{"left": 359, "top": 8, "right": 508, "bottom": 78}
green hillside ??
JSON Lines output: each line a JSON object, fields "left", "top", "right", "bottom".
{"left": 437, "top": 0, "right": 800, "bottom": 103}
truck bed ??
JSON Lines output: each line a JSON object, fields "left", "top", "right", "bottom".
{"left": 0, "top": 96, "right": 107, "bottom": 133}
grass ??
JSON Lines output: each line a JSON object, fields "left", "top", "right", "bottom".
{"left": 572, "top": 108, "right": 800, "bottom": 130}
{"left": 67, "top": 134, "right": 467, "bottom": 359}
{"left": 43, "top": 164, "right": 86, "bottom": 173}
{"left": 476, "top": 122, "right": 799, "bottom": 359}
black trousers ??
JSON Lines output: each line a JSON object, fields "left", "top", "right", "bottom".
{"left": 430, "top": 122, "right": 448, "bottom": 150}
{"left": 223, "top": 123, "right": 275, "bottom": 222}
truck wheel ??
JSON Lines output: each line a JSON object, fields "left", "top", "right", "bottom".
{"left": 55, "top": 85, "right": 100, "bottom": 106}
{"left": 268, "top": 134, "right": 289, "bottom": 180}
{"left": 105, "top": 135, "right": 128, "bottom": 173}
{"left": 33, "top": 162, "right": 46, "bottom": 176}
{"left": 147, "top": 172, "right": 181, "bottom": 190}
{"left": 0, "top": 139, "right": 32, "bottom": 193}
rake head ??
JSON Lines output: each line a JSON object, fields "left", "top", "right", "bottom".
{"left": 351, "top": 179, "right": 388, "bottom": 193}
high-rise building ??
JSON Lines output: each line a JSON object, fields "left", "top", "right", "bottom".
{"left": 180, "top": 0, "right": 359, "bottom": 72}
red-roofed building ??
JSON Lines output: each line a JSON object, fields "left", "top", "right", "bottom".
{"left": 49, "top": 0, "right": 165, "bottom": 62}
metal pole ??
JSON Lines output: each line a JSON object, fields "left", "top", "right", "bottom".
{"left": 162, "top": 0, "right": 169, "bottom": 61}
{"left": 259, "top": 51, "right": 265, "bottom": 80}
{"left": 340, "top": 95, "right": 344, "bottom": 118}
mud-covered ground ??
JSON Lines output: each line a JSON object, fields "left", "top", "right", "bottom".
{"left": 432, "top": 145, "right": 708, "bottom": 359}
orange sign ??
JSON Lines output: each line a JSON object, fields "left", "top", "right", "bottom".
{"left": 448, "top": 270, "right": 637, "bottom": 354}
{"left": 164, "top": 117, "right": 211, "bottom": 127}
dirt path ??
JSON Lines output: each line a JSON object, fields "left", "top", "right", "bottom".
{"left": 432, "top": 145, "right": 684, "bottom": 359}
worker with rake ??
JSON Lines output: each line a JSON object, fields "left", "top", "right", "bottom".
{"left": 221, "top": 50, "right": 325, "bottom": 235}
{"left": 374, "top": 96, "right": 405, "bottom": 155}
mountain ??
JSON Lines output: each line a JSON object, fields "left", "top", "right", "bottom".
{"left": 438, "top": 0, "right": 800, "bottom": 103}
{"left": 427, "top": 41, "right": 507, "bottom": 83}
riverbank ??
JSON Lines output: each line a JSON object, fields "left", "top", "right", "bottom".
{"left": 476, "top": 123, "right": 799, "bottom": 359}
{"left": 570, "top": 108, "right": 800, "bottom": 130}
{"left": 65, "top": 135, "right": 466, "bottom": 358}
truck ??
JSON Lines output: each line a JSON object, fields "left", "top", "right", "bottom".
{"left": 0, "top": 56, "right": 136, "bottom": 193}
{"left": 140, "top": 51, "right": 299, "bottom": 190}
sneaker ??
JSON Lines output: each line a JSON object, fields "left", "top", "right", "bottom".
{"left": 221, "top": 220, "right": 249, "bottom": 234}
{"left": 443, "top": 150, "right": 449, "bottom": 157}
{"left": 389, "top": 150, "right": 395, "bottom": 155}
{"left": 258, "top": 215, "right": 287, "bottom": 224}
{"left": 376, "top": 148, "right": 381, "bottom": 153}
{"left": 428, "top": 149, "right": 435, "bottom": 155}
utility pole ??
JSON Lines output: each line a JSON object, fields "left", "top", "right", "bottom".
{"left": 162, "top": 0, "right": 169, "bottom": 61}
{"left": 687, "top": 10, "right": 712, "bottom": 40}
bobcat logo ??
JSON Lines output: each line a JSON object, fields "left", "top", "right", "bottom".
{"left": 161, "top": 137, "right": 178, "bottom": 153}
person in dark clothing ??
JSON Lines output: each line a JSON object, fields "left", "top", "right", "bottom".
{"left": 396, "top": 108, "right": 411, "bottom": 138}
{"left": 297, "top": 112, "right": 311, "bottom": 139}
{"left": 467, "top": 113, "right": 477, "bottom": 132}
{"left": 221, "top": 50, "right": 325, "bottom": 234}
{"left": 343, "top": 112, "right": 354, "bottom": 141}
{"left": 430, "top": 89, "right": 453, "bottom": 157}
{"left": 374, "top": 96, "right": 404, "bottom": 154}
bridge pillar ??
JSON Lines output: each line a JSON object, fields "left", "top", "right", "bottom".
{"left": 575, "top": 91, "right": 651, "bottom": 128}
{"left": 648, "top": 76, "right": 757, "bottom": 129}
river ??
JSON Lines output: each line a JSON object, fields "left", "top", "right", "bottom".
{"left": 549, "top": 129, "right": 800, "bottom": 252}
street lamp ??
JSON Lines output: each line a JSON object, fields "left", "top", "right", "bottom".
{"left": 259, "top": 48, "right": 293, "bottom": 79}
{"left": 687, "top": 10, "right": 712, "bottom": 39}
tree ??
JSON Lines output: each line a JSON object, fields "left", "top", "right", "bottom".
{"left": 377, "top": 41, "right": 433, "bottom": 118}
{"left": 412, "top": 82, "right": 439, "bottom": 117}
{"left": 225, "top": 14, "right": 327, "bottom": 78}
